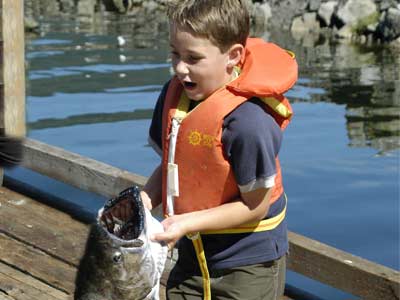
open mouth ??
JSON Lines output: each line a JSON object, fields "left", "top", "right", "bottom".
{"left": 183, "top": 81, "right": 197, "bottom": 90}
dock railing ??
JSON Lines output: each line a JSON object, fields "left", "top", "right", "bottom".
{"left": 19, "top": 138, "right": 400, "bottom": 300}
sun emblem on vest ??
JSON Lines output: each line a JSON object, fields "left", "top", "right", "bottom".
{"left": 188, "top": 130, "right": 202, "bottom": 146}
{"left": 201, "top": 134, "right": 214, "bottom": 148}
{"left": 188, "top": 130, "right": 215, "bottom": 148}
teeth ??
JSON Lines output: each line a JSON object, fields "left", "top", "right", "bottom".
{"left": 112, "top": 217, "right": 124, "bottom": 225}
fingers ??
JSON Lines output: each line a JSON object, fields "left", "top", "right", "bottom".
{"left": 140, "top": 191, "right": 153, "bottom": 210}
{"left": 167, "top": 243, "right": 174, "bottom": 251}
{"left": 151, "top": 232, "right": 178, "bottom": 251}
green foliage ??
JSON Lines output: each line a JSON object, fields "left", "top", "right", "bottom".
{"left": 352, "top": 12, "right": 380, "bottom": 35}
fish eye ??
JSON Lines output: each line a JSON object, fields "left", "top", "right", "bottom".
{"left": 112, "top": 251, "right": 122, "bottom": 263}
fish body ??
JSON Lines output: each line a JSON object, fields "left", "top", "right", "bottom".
{"left": 74, "top": 187, "right": 168, "bottom": 300}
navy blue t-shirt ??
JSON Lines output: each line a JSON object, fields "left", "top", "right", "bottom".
{"left": 148, "top": 82, "right": 288, "bottom": 272}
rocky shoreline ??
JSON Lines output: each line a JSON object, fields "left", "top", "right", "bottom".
{"left": 256, "top": 0, "right": 400, "bottom": 46}
{"left": 24, "top": 0, "right": 400, "bottom": 47}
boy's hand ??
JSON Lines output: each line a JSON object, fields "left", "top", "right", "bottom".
{"left": 151, "top": 215, "right": 187, "bottom": 250}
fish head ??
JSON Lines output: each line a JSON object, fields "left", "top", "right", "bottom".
{"left": 75, "top": 186, "right": 166, "bottom": 299}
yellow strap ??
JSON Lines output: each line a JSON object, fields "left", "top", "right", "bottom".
{"left": 286, "top": 49, "right": 296, "bottom": 59}
{"left": 174, "top": 91, "right": 190, "bottom": 120}
{"left": 260, "top": 96, "right": 293, "bottom": 119}
{"left": 202, "top": 202, "right": 286, "bottom": 235}
{"left": 188, "top": 235, "right": 211, "bottom": 300}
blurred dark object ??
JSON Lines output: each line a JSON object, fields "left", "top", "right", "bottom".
{"left": 0, "top": 135, "right": 23, "bottom": 168}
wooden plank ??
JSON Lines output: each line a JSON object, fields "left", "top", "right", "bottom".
{"left": 21, "top": 138, "right": 147, "bottom": 198}
{"left": 287, "top": 231, "right": 400, "bottom": 300}
{"left": 0, "top": 262, "right": 69, "bottom": 300}
{"left": 0, "top": 186, "right": 89, "bottom": 265}
{"left": 0, "top": 233, "right": 76, "bottom": 294}
{"left": 0, "top": 0, "right": 25, "bottom": 136}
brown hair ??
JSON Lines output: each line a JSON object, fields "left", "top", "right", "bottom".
{"left": 166, "top": 0, "right": 250, "bottom": 52}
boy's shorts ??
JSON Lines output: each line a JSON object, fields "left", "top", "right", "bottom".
{"left": 166, "top": 255, "right": 286, "bottom": 300}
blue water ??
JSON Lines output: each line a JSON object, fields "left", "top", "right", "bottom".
{"left": 7, "top": 19, "right": 400, "bottom": 300}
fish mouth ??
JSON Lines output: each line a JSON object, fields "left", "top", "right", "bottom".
{"left": 99, "top": 186, "right": 145, "bottom": 241}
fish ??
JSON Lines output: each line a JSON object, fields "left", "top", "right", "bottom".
{"left": 74, "top": 186, "right": 168, "bottom": 300}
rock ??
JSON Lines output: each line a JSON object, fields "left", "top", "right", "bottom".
{"left": 250, "top": 2, "right": 272, "bottom": 32}
{"left": 260, "top": 2, "right": 273, "bottom": 22}
{"left": 309, "top": 0, "right": 322, "bottom": 11}
{"left": 77, "top": 0, "right": 95, "bottom": 16}
{"left": 391, "top": 36, "right": 400, "bottom": 47}
{"left": 290, "top": 12, "right": 320, "bottom": 36}
{"left": 376, "top": 7, "right": 400, "bottom": 41}
{"left": 318, "top": 1, "right": 338, "bottom": 26}
{"left": 291, "top": 16, "right": 308, "bottom": 34}
{"left": 59, "top": 0, "right": 76, "bottom": 12}
{"left": 24, "top": 16, "right": 39, "bottom": 32}
{"left": 379, "top": 0, "right": 399, "bottom": 11}
{"left": 303, "top": 12, "right": 320, "bottom": 30}
{"left": 267, "top": 0, "right": 309, "bottom": 30}
{"left": 366, "top": 22, "right": 379, "bottom": 32}
{"left": 110, "top": 0, "right": 128, "bottom": 13}
{"left": 335, "top": 24, "right": 353, "bottom": 38}
{"left": 336, "top": 0, "right": 378, "bottom": 25}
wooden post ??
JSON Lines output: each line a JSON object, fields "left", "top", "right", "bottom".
{"left": 0, "top": 0, "right": 26, "bottom": 185}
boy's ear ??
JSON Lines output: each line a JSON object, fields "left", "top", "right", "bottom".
{"left": 227, "top": 44, "right": 244, "bottom": 68}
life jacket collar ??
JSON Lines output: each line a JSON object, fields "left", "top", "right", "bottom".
{"left": 227, "top": 38, "right": 298, "bottom": 98}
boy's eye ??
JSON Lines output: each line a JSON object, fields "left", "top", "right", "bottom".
{"left": 188, "top": 55, "right": 201, "bottom": 62}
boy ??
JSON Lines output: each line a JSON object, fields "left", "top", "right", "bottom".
{"left": 104, "top": 0, "right": 297, "bottom": 299}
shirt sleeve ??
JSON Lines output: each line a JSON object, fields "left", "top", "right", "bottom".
{"left": 148, "top": 81, "right": 170, "bottom": 156}
{"left": 222, "top": 98, "right": 283, "bottom": 193}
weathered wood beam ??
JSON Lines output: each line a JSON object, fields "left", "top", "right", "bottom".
{"left": 20, "top": 138, "right": 400, "bottom": 299}
{"left": 0, "top": 0, "right": 26, "bottom": 185}
{"left": 288, "top": 231, "right": 400, "bottom": 300}
{"left": 0, "top": 0, "right": 26, "bottom": 136}
{"left": 21, "top": 138, "right": 148, "bottom": 198}
{"left": 0, "top": 262, "right": 68, "bottom": 300}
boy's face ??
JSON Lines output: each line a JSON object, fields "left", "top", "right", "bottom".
{"left": 169, "top": 23, "right": 234, "bottom": 101}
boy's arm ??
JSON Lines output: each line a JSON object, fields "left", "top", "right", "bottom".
{"left": 152, "top": 188, "right": 271, "bottom": 249}
{"left": 186, "top": 187, "right": 271, "bottom": 231}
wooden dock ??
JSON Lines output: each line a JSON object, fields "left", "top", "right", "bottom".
{"left": 0, "top": 185, "right": 82, "bottom": 300}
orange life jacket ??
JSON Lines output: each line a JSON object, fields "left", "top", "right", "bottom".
{"left": 161, "top": 38, "right": 297, "bottom": 216}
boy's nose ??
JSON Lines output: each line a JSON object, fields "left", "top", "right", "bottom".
{"left": 174, "top": 60, "right": 189, "bottom": 76}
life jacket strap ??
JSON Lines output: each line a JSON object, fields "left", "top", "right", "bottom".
{"left": 186, "top": 233, "right": 211, "bottom": 300}
{"left": 186, "top": 194, "right": 287, "bottom": 299}
{"left": 202, "top": 193, "right": 287, "bottom": 235}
